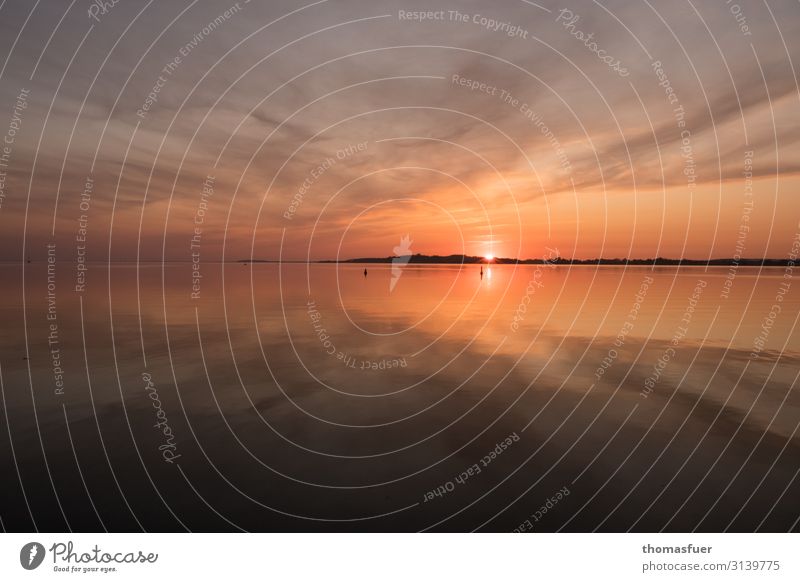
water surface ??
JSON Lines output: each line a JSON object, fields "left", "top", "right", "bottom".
{"left": 1, "top": 263, "right": 798, "bottom": 531}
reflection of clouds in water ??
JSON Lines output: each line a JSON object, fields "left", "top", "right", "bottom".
{"left": 2, "top": 261, "right": 799, "bottom": 530}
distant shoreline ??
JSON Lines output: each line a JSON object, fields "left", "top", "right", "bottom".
{"left": 241, "top": 254, "right": 795, "bottom": 267}
{"left": 2, "top": 255, "right": 793, "bottom": 266}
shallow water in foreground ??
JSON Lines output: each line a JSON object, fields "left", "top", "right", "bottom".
{"left": 1, "top": 263, "right": 798, "bottom": 531}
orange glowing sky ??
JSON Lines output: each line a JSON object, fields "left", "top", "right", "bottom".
{"left": 0, "top": 0, "right": 798, "bottom": 261}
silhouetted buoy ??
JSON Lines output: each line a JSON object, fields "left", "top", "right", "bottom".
{"left": 363, "top": 268, "right": 367, "bottom": 277}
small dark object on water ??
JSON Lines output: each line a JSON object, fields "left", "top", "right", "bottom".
{"left": 364, "top": 268, "right": 368, "bottom": 277}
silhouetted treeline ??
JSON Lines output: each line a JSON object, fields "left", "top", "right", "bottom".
{"left": 310, "top": 253, "right": 793, "bottom": 266}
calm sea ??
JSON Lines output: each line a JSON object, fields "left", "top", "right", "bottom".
{"left": 1, "top": 263, "right": 798, "bottom": 531}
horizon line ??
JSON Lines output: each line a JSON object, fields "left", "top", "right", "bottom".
{"left": 3, "top": 255, "right": 795, "bottom": 265}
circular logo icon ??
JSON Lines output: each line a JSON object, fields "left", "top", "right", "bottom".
{"left": 20, "top": 542, "right": 45, "bottom": 570}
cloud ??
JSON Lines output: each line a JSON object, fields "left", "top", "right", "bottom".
{"left": 0, "top": 0, "right": 798, "bottom": 259}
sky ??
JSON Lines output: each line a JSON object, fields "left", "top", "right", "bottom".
{"left": 0, "top": 0, "right": 798, "bottom": 261}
